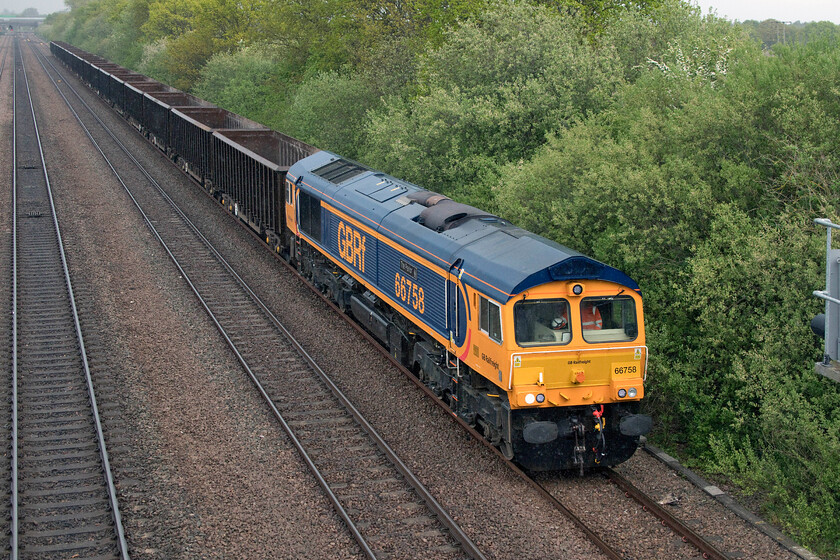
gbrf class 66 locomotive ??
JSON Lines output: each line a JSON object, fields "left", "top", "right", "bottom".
{"left": 51, "top": 40, "right": 652, "bottom": 472}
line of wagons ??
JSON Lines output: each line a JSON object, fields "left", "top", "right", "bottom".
{"left": 50, "top": 40, "right": 315, "bottom": 253}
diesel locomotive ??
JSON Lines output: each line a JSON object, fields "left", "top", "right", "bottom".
{"left": 50, "top": 40, "right": 652, "bottom": 471}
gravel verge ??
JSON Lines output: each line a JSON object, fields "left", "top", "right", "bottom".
{"left": 635, "top": 444, "right": 820, "bottom": 560}
{"left": 0, "top": 34, "right": 15, "bottom": 559}
{"left": 23, "top": 37, "right": 363, "bottom": 560}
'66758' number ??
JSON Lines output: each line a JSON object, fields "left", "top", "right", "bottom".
{"left": 394, "top": 272, "right": 425, "bottom": 314}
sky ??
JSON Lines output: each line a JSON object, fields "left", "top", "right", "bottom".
{"left": 2, "top": 0, "right": 840, "bottom": 23}
{"left": 1, "top": 0, "right": 66, "bottom": 15}
{"left": 693, "top": 0, "right": 840, "bottom": 24}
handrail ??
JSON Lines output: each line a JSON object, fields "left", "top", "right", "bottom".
{"left": 814, "top": 290, "right": 840, "bottom": 306}
{"left": 814, "top": 218, "right": 840, "bottom": 230}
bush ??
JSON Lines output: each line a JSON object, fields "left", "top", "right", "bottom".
{"left": 281, "top": 71, "right": 379, "bottom": 159}
{"left": 496, "top": 17, "right": 840, "bottom": 553}
{"left": 193, "top": 46, "right": 287, "bottom": 129}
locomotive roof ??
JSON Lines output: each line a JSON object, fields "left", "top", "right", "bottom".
{"left": 289, "top": 152, "right": 640, "bottom": 303}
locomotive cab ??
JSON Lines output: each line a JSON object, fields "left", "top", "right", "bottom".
{"left": 500, "top": 281, "right": 649, "bottom": 471}
{"left": 462, "top": 277, "right": 650, "bottom": 471}
{"left": 514, "top": 291, "right": 638, "bottom": 346}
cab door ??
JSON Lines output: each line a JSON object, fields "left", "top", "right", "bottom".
{"left": 447, "top": 259, "right": 465, "bottom": 351}
{"left": 284, "top": 178, "right": 298, "bottom": 235}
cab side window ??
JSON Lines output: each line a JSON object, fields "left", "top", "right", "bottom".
{"left": 479, "top": 296, "right": 503, "bottom": 343}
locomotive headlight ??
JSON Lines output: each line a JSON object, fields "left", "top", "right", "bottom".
{"left": 618, "top": 388, "right": 627, "bottom": 398}
{"left": 525, "top": 393, "right": 536, "bottom": 405}
{"left": 572, "top": 284, "right": 583, "bottom": 295}
{"left": 628, "top": 388, "right": 638, "bottom": 398}
{"left": 536, "top": 393, "right": 545, "bottom": 403}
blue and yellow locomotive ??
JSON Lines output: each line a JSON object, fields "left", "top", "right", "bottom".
{"left": 285, "top": 153, "right": 652, "bottom": 471}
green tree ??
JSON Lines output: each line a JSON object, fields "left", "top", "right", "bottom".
{"left": 362, "top": 0, "right": 623, "bottom": 205}
{"left": 192, "top": 45, "right": 286, "bottom": 127}
{"left": 249, "top": 0, "right": 486, "bottom": 77}
{"left": 143, "top": 0, "right": 196, "bottom": 39}
{"left": 495, "top": 18, "right": 840, "bottom": 553}
{"left": 602, "top": 0, "right": 741, "bottom": 81}
{"left": 531, "top": 0, "right": 661, "bottom": 35}
{"left": 281, "top": 70, "right": 379, "bottom": 159}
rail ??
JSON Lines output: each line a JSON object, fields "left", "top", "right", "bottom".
{"left": 605, "top": 469, "right": 729, "bottom": 560}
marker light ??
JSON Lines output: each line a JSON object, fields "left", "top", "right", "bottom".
{"left": 525, "top": 394, "right": 536, "bottom": 404}
{"left": 572, "top": 284, "right": 583, "bottom": 295}
{"left": 536, "top": 394, "right": 545, "bottom": 403}
{"left": 618, "top": 388, "right": 627, "bottom": 398}
{"left": 628, "top": 388, "right": 638, "bottom": 398}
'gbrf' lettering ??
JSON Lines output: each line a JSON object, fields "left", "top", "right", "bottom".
{"left": 337, "top": 221, "right": 366, "bottom": 273}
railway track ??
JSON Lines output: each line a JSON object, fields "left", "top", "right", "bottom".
{"left": 536, "top": 467, "right": 732, "bottom": 560}
{"left": 9, "top": 35, "right": 128, "bottom": 560}
{"left": 29, "top": 38, "right": 485, "bottom": 560}
{"left": 604, "top": 467, "right": 729, "bottom": 559}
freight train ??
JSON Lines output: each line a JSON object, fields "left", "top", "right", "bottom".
{"left": 50, "top": 40, "right": 652, "bottom": 472}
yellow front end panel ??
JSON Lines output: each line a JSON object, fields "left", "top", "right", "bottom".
{"left": 510, "top": 346, "right": 646, "bottom": 408}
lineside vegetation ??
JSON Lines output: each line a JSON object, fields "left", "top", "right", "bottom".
{"left": 41, "top": 0, "right": 840, "bottom": 553}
